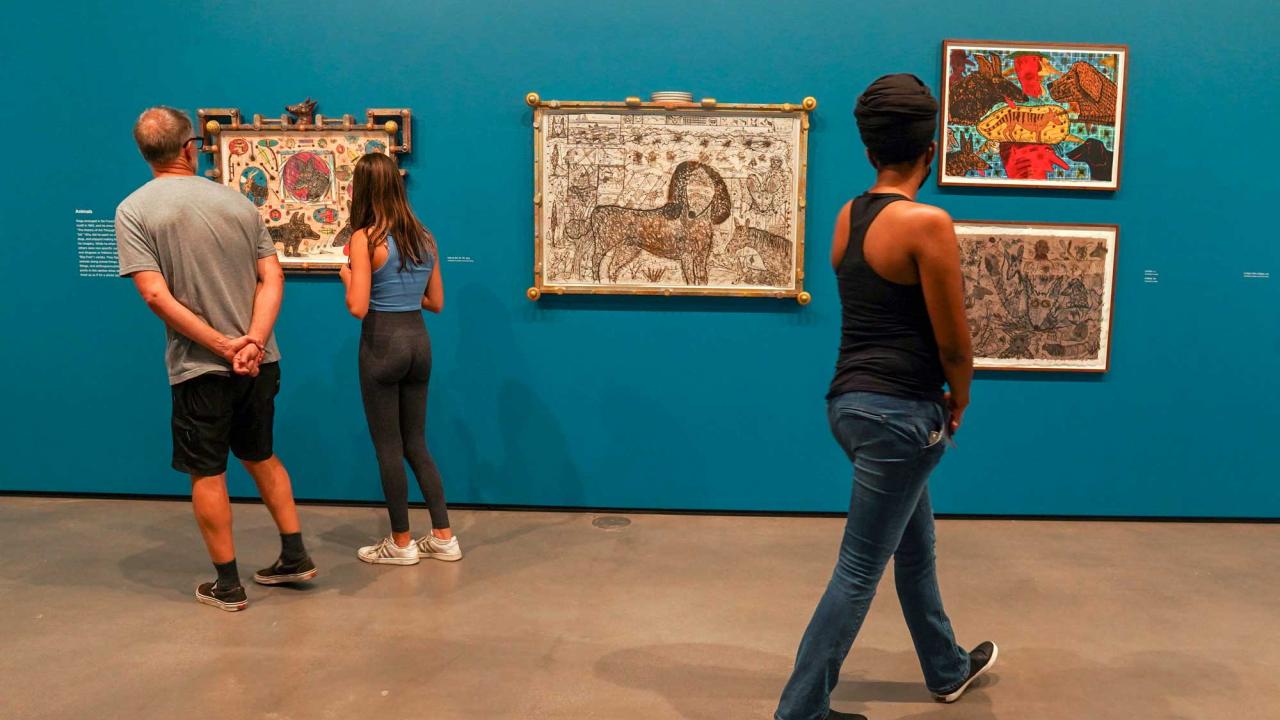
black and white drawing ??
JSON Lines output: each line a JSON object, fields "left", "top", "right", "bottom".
{"left": 530, "top": 99, "right": 813, "bottom": 300}
{"left": 956, "top": 221, "right": 1118, "bottom": 372}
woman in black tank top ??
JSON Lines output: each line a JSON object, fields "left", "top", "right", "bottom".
{"left": 776, "top": 75, "right": 996, "bottom": 720}
{"left": 829, "top": 191, "right": 947, "bottom": 403}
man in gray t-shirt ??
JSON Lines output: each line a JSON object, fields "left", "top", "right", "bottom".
{"left": 117, "top": 106, "right": 317, "bottom": 611}
{"left": 116, "top": 174, "right": 282, "bottom": 384}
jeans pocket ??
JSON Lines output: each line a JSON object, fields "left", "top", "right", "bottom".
{"left": 923, "top": 427, "right": 945, "bottom": 449}
{"left": 884, "top": 410, "right": 946, "bottom": 454}
{"left": 837, "top": 407, "right": 887, "bottom": 423}
{"left": 830, "top": 396, "right": 946, "bottom": 457}
{"left": 921, "top": 404, "right": 948, "bottom": 450}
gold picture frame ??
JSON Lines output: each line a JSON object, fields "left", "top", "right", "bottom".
{"left": 197, "top": 100, "right": 412, "bottom": 274}
{"left": 525, "top": 93, "right": 815, "bottom": 303}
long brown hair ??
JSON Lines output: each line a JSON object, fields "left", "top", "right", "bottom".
{"left": 349, "top": 152, "right": 435, "bottom": 270}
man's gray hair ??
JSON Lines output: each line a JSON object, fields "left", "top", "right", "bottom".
{"left": 133, "top": 106, "right": 194, "bottom": 165}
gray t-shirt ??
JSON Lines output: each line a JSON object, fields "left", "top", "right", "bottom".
{"left": 116, "top": 175, "right": 282, "bottom": 385}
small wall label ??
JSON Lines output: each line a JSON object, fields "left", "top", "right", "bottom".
{"left": 75, "top": 210, "right": 118, "bottom": 277}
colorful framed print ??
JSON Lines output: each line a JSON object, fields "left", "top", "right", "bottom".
{"left": 198, "top": 101, "right": 412, "bottom": 273}
{"left": 940, "top": 40, "right": 1127, "bottom": 191}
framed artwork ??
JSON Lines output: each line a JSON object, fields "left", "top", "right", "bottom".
{"left": 940, "top": 40, "right": 1127, "bottom": 191}
{"left": 524, "top": 92, "right": 816, "bottom": 303}
{"left": 956, "top": 221, "right": 1118, "bottom": 372}
{"left": 197, "top": 100, "right": 412, "bottom": 273}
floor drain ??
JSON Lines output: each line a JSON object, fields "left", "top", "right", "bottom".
{"left": 592, "top": 515, "right": 632, "bottom": 531}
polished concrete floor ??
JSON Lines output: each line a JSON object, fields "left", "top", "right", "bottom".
{"left": 1, "top": 497, "right": 1276, "bottom": 720}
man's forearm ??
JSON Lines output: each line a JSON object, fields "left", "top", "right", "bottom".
{"left": 147, "top": 293, "right": 235, "bottom": 358}
{"left": 247, "top": 276, "right": 283, "bottom": 345}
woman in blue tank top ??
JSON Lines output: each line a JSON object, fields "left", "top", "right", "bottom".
{"left": 338, "top": 153, "right": 460, "bottom": 565}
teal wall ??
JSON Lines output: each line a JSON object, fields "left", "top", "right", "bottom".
{"left": 4, "top": 1, "right": 1278, "bottom": 516}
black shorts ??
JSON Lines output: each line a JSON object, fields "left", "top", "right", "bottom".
{"left": 171, "top": 362, "right": 280, "bottom": 476}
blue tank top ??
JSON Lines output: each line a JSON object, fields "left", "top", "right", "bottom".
{"left": 370, "top": 235, "right": 434, "bottom": 312}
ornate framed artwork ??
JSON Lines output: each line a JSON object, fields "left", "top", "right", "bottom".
{"left": 197, "top": 99, "right": 412, "bottom": 273}
{"left": 940, "top": 40, "right": 1128, "bottom": 190}
{"left": 524, "top": 92, "right": 816, "bottom": 302}
{"left": 956, "top": 221, "right": 1118, "bottom": 371}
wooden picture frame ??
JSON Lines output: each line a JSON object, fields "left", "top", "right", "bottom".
{"left": 197, "top": 100, "right": 412, "bottom": 274}
{"left": 955, "top": 220, "right": 1118, "bottom": 372}
{"left": 524, "top": 93, "right": 815, "bottom": 303}
{"left": 939, "top": 39, "right": 1128, "bottom": 191}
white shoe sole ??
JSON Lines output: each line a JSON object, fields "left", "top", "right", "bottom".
{"left": 422, "top": 551, "right": 462, "bottom": 562}
{"left": 253, "top": 568, "right": 319, "bottom": 585}
{"left": 358, "top": 553, "right": 420, "bottom": 566}
{"left": 935, "top": 643, "right": 998, "bottom": 703}
{"left": 195, "top": 592, "right": 247, "bottom": 612}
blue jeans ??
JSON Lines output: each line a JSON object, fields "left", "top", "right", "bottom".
{"left": 775, "top": 392, "right": 970, "bottom": 720}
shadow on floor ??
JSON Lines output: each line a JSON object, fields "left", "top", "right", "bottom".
{"left": 594, "top": 643, "right": 797, "bottom": 719}
{"left": 591, "top": 640, "right": 1240, "bottom": 720}
{"left": 592, "top": 642, "right": 1003, "bottom": 714}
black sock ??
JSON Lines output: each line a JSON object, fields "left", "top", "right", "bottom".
{"left": 214, "top": 559, "right": 240, "bottom": 589}
{"left": 280, "top": 532, "right": 307, "bottom": 562}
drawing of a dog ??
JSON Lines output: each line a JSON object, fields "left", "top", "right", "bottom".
{"left": 949, "top": 53, "right": 1028, "bottom": 124}
{"left": 332, "top": 222, "right": 353, "bottom": 248}
{"left": 570, "top": 161, "right": 731, "bottom": 285}
{"left": 269, "top": 212, "right": 320, "bottom": 257}
{"left": 725, "top": 220, "right": 792, "bottom": 286}
{"left": 1066, "top": 138, "right": 1114, "bottom": 182}
{"left": 1049, "top": 62, "right": 1118, "bottom": 125}
{"left": 945, "top": 130, "right": 989, "bottom": 177}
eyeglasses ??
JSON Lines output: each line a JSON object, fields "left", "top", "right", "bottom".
{"left": 184, "top": 136, "right": 205, "bottom": 149}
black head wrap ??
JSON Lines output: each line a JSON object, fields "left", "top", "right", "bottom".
{"left": 855, "top": 73, "right": 939, "bottom": 165}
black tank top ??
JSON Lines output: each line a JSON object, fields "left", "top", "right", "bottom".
{"left": 828, "top": 192, "right": 946, "bottom": 403}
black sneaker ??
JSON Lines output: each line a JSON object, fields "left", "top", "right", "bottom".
{"left": 933, "top": 641, "right": 998, "bottom": 703}
{"left": 196, "top": 581, "right": 248, "bottom": 612}
{"left": 253, "top": 555, "right": 318, "bottom": 585}
{"left": 826, "top": 711, "right": 868, "bottom": 720}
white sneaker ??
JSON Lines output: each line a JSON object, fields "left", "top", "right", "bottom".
{"left": 416, "top": 534, "right": 462, "bottom": 562}
{"left": 357, "top": 537, "right": 420, "bottom": 565}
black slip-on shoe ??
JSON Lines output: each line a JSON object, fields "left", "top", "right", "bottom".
{"left": 933, "top": 641, "right": 998, "bottom": 703}
{"left": 252, "top": 555, "right": 318, "bottom": 585}
{"left": 825, "top": 711, "right": 868, "bottom": 720}
{"left": 196, "top": 581, "right": 248, "bottom": 612}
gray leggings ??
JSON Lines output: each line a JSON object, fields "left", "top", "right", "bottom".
{"left": 359, "top": 311, "right": 450, "bottom": 534}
